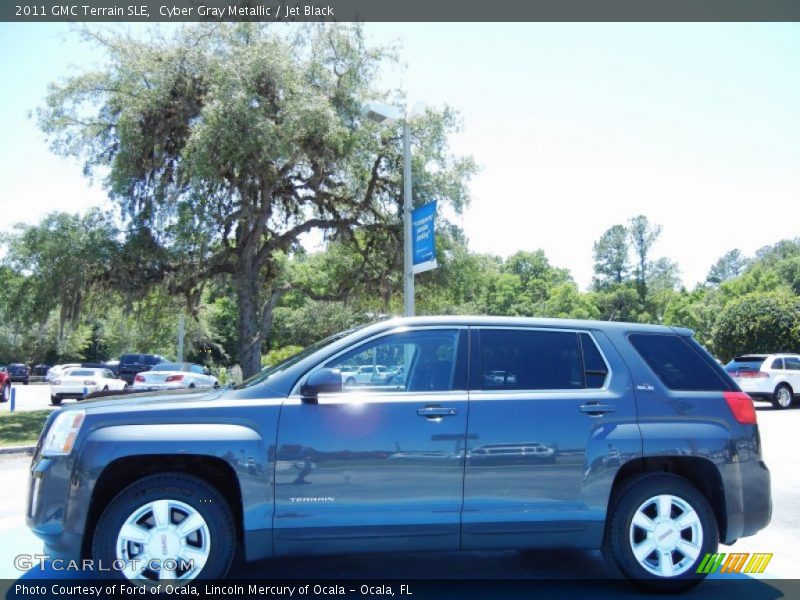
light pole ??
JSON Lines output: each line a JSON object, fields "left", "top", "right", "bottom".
{"left": 364, "top": 102, "right": 414, "bottom": 317}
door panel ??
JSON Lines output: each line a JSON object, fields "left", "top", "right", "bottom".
{"left": 462, "top": 328, "right": 639, "bottom": 550}
{"left": 273, "top": 328, "right": 468, "bottom": 556}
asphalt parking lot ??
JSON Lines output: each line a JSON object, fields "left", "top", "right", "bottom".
{"left": 0, "top": 397, "right": 798, "bottom": 599}
{"left": 1, "top": 383, "right": 57, "bottom": 413}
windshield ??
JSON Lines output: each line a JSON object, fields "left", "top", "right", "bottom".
{"left": 235, "top": 327, "right": 362, "bottom": 389}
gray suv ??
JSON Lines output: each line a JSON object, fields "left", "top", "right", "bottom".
{"left": 27, "top": 317, "right": 771, "bottom": 592}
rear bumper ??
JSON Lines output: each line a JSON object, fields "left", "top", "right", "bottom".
{"left": 721, "top": 458, "right": 772, "bottom": 543}
{"left": 51, "top": 385, "right": 99, "bottom": 399}
{"left": 132, "top": 382, "right": 186, "bottom": 391}
{"left": 734, "top": 379, "right": 775, "bottom": 397}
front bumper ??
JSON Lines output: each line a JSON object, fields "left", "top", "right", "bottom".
{"left": 26, "top": 455, "right": 90, "bottom": 561}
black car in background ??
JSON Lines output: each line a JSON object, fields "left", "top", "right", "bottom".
{"left": 32, "top": 364, "right": 52, "bottom": 377}
{"left": 116, "top": 353, "right": 167, "bottom": 385}
{"left": 7, "top": 363, "right": 29, "bottom": 384}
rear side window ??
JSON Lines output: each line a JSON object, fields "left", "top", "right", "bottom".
{"left": 629, "top": 334, "right": 731, "bottom": 391}
{"left": 479, "top": 329, "right": 590, "bottom": 390}
{"left": 785, "top": 357, "right": 800, "bottom": 371}
{"left": 771, "top": 358, "right": 784, "bottom": 370}
{"left": 120, "top": 355, "right": 139, "bottom": 365}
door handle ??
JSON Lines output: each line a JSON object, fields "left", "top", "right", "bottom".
{"left": 417, "top": 407, "right": 458, "bottom": 418}
{"left": 579, "top": 402, "right": 616, "bottom": 415}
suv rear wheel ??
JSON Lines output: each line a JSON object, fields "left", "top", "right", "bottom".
{"left": 92, "top": 473, "right": 235, "bottom": 586}
{"left": 772, "top": 383, "right": 793, "bottom": 410}
{"left": 606, "top": 473, "right": 718, "bottom": 593}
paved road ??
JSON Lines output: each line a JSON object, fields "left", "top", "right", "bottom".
{"left": 0, "top": 403, "right": 797, "bottom": 599}
{"left": 2, "top": 383, "right": 57, "bottom": 413}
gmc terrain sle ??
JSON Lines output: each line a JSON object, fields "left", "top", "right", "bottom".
{"left": 27, "top": 317, "right": 771, "bottom": 592}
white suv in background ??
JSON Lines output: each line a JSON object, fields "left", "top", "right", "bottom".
{"left": 725, "top": 353, "right": 800, "bottom": 409}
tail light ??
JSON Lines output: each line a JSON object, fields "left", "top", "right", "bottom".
{"left": 134, "top": 374, "right": 146, "bottom": 382}
{"left": 734, "top": 371, "right": 769, "bottom": 379}
{"left": 84, "top": 380, "right": 97, "bottom": 386}
{"left": 724, "top": 391, "right": 757, "bottom": 424}
{"left": 165, "top": 374, "right": 184, "bottom": 383}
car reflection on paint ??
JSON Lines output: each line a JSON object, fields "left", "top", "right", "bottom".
{"left": 469, "top": 442, "right": 556, "bottom": 465}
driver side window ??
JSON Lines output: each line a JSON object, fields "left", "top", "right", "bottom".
{"left": 324, "top": 329, "right": 460, "bottom": 393}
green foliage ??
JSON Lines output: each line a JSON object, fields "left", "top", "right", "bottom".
{"left": 662, "top": 288, "right": 721, "bottom": 347}
{"left": 711, "top": 291, "right": 800, "bottom": 361}
{"left": 262, "top": 345, "right": 305, "bottom": 368}
{"left": 1, "top": 209, "right": 118, "bottom": 331}
{"left": 592, "top": 224, "right": 629, "bottom": 288}
{"left": 706, "top": 249, "right": 749, "bottom": 286}
{"left": 628, "top": 215, "right": 662, "bottom": 303}
{"left": 37, "top": 23, "right": 475, "bottom": 378}
{"left": 269, "top": 300, "right": 368, "bottom": 349}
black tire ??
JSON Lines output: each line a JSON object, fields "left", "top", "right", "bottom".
{"left": 771, "top": 383, "right": 793, "bottom": 410}
{"left": 50, "top": 396, "right": 62, "bottom": 406}
{"left": 0, "top": 383, "right": 9, "bottom": 403}
{"left": 103, "top": 386, "right": 109, "bottom": 392}
{"left": 188, "top": 383, "right": 196, "bottom": 389}
{"left": 345, "top": 377, "right": 356, "bottom": 387}
{"left": 23, "top": 380, "right": 29, "bottom": 385}
{"left": 92, "top": 472, "right": 235, "bottom": 586}
{"left": 606, "top": 473, "right": 718, "bottom": 594}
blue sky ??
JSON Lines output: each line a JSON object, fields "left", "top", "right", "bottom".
{"left": 2, "top": 22, "right": 799, "bottom": 290}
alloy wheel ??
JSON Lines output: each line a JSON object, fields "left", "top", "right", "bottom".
{"left": 628, "top": 494, "right": 703, "bottom": 577}
{"left": 115, "top": 499, "right": 211, "bottom": 582}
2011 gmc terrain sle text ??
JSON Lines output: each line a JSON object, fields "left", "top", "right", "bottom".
{"left": 27, "top": 316, "right": 771, "bottom": 593}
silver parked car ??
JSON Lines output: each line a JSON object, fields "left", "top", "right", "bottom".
{"left": 132, "top": 362, "right": 220, "bottom": 391}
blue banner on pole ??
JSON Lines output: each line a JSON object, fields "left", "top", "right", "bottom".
{"left": 411, "top": 201, "right": 438, "bottom": 274}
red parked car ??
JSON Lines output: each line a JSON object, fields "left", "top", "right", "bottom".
{"left": 0, "top": 369, "right": 10, "bottom": 402}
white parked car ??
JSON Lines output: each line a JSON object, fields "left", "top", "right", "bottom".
{"left": 340, "top": 364, "right": 391, "bottom": 387}
{"left": 50, "top": 368, "right": 127, "bottom": 406}
{"left": 725, "top": 353, "right": 800, "bottom": 409}
{"left": 46, "top": 363, "right": 81, "bottom": 382}
{"left": 132, "top": 362, "right": 220, "bottom": 391}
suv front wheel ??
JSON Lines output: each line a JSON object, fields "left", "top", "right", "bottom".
{"left": 92, "top": 473, "right": 236, "bottom": 586}
{"left": 606, "top": 473, "right": 718, "bottom": 593}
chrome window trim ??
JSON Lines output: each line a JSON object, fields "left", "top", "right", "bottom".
{"left": 474, "top": 326, "right": 612, "bottom": 393}
{"left": 289, "top": 325, "right": 468, "bottom": 397}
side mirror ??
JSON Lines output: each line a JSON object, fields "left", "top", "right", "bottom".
{"left": 300, "top": 368, "right": 343, "bottom": 403}
{"left": 203, "top": 367, "right": 212, "bottom": 376}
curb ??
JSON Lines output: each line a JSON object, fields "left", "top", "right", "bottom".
{"left": 0, "top": 445, "right": 35, "bottom": 455}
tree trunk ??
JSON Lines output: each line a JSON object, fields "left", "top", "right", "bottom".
{"left": 236, "top": 261, "right": 263, "bottom": 380}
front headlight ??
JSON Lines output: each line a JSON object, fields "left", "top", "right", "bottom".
{"left": 42, "top": 410, "right": 86, "bottom": 456}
